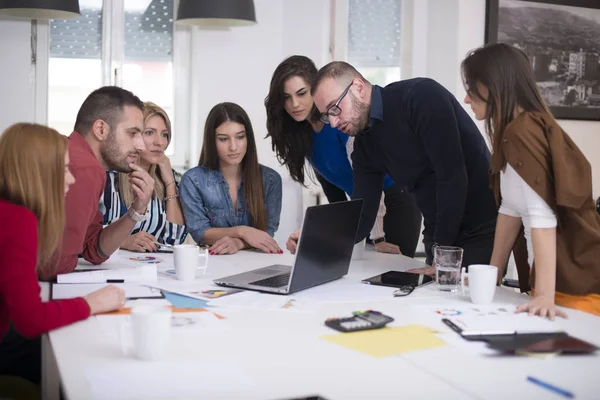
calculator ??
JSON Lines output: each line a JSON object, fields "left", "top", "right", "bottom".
{"left": 325, "top": 310, "right": 394, "bottom": 333}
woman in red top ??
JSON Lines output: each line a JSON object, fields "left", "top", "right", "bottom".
{"left": 0, "top": 123, "right": 125, "bottom": 385}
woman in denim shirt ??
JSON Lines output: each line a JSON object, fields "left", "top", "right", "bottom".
{"left": 180, "top": 102, "right": 283, "bottom": 255}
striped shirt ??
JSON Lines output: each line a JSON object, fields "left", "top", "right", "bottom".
{"left": 99, "top": 170, "right": 188, "bottom": 245}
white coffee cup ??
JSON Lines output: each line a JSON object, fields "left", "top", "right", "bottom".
{"left": 351, "top": 239, "right": 366, "bottom": 260}
{"left": 121, "top": 306, "right": 172, "bottom": 361}
{"left": 461, "top": 264, "right": 498, "bottom": 305}
{"left": 173, "top": 244, "right": 209, "bottom": 281}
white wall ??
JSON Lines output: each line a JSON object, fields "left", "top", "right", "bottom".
{"left": 186, "top": 0, "right": 331, "bottom": 245}
{"left": 559, "top": 120, "right": 600, "bottom": 199}
{"left": 0, "top": 18, "right": 35, "bottom": 133}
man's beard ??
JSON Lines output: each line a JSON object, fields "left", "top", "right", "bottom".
{"left": 100, "top": 129, "right": 133, "bottom": 173}
{"left": 347, "top": 93, "right": 370, "bottom": 136}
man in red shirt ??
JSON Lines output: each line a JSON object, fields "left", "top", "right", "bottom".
{"left": 41, "top": 86, "right": 156, "bottom": 280}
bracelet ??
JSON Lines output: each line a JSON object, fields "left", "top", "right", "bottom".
{"left": 165, "top": 193, "right": 178, "bottom": 202}
{"left": 165, "top": 180, "right": 176, "bottom": 188}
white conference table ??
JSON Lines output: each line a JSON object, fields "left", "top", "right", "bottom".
{"left": 42, "top": 248, "right": 600, "bottom": 400}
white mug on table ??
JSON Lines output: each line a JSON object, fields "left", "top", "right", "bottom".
{"left": 121, "top": 306, "right": 172, "bottom": 361}
{"left": 173, "top": 244, "right": 209, "bottom": 281}
{"left": 461, "top": 264, "right": 498, "bottom": 305}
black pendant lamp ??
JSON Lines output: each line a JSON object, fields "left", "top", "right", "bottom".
{"left": 0, "top": 0, "right": 80, "bottom": 19}
{"left": 176, "top": 0, "right": 256, "bottom": 27}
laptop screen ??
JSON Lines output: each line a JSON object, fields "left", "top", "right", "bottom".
{"left": 288, "top": 199, "right": 363, "bottom": 293}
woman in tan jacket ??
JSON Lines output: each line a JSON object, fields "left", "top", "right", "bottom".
{"left": 461, "top": 43, "right": 600, "bottom": 318}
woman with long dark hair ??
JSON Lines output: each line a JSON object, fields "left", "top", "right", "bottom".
{"left": 180, "top": 102, "right": 283, "bottom": 255}
{"left": 462, "top": 43, "right": 600, "bottom": 317}
{"left": 265, "top": 55, "right": 422, "bottom": 256}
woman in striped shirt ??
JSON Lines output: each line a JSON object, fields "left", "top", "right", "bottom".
{"left": 99, "top": 102, "right": 187, "bottom": 251}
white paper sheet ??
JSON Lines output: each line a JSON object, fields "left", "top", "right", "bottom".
{"left": 292, "top": 280, "right": 396, "bottom": 303}
{"left": 145, "top": 283, "right": 209, "bottom": 301}
{"left": 411, "top": 304, "right": 564, "bottom": 335}
{"left": 86, "top": 360, "right": 255, "bottom": 400}
{"left": 96, "top": 311, "right": 222, "bottom": 340}
{"left": 207, "top": 291, "right": 318, "bottom": 312}
{"left": 57, "top": 265, "right": 157, "bottom": 283}
{"left": 51, "top": 283, "right": 162, "bottom": 300}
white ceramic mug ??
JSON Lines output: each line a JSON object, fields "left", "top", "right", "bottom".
{"left": 121, "top": 306, "right": 172, "bottom": 361}
{"left": 461, "top": 264, "right": 498, "bottom": 305}
{"left": 351, "top": 239, "right": 366, "bottom": 260}
{"left": 173, "top": 244, "right": 209, "bottom": 281}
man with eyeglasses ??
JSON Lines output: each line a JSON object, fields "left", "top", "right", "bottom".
{"left": 310, "top": 61, "right": 498, "bottom": 271}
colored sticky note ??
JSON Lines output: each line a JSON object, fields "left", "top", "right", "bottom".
{"left": 163, "top": 292, "right": 211, "bottom": 309}
{"left": 321, "top": 325, "right": 446, "bottom": 357}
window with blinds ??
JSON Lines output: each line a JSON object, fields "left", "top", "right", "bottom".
{"left": 49, "top": 0, "right": 173, "bottom": 61}
{"left": 47, "top": 0, "right": 175, "bottom": 156}
{"left": 348, "top": 0, "right": 402, "bottom": 85}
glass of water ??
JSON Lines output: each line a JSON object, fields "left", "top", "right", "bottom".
{"left": 434, "top": 245, "right": 464, "bottom": 292}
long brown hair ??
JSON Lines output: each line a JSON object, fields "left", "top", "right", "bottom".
{"left": 119, "top": 102, "right": 172, "bottom": 207}
{"left": 200, "top": 102, "right": 267, "bottom": 231}
{"left": 461, "top": 42, "right": 554, "bottom": 173}
{"left": 265, "top": 55, "right": 321, "bottom": 185}
{"left": 0, "top": 123, "right": 67, "bottom": 273}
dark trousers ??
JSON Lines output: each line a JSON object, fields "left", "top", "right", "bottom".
{"left": 382, "top": 183, "right": 422, "bottom": 258}
{"left": 0, "top": 324, "right": 41, "bottom": 385}
{"left": 315, "top": 172, "right": 348, "bottom": 204}
{"left": 315, "top": 172, "right": 422, "bottom": 258}
{"left": 423, "top": 217, "right": 497, "bottom": 269}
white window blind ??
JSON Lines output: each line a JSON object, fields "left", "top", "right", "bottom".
{"left": 348, "top": 0, "right": 402, "bottom": 68}
{"left": 50, "top": 0, "right": 173, "bottom": 61}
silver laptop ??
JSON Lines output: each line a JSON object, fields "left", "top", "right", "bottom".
{"left": 213, "top": 199, "right": 363, "bottom": 294}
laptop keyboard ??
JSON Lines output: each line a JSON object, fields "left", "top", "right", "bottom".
{"left": 249, "top": 273, "right": 291, "bottom": 288}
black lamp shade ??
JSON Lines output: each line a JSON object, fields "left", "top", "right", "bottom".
{"left": 0, "top": 0, "right": 80, "bottom": 19}
{"left": 176, "top": 0, "right": 256, "bottom": 27}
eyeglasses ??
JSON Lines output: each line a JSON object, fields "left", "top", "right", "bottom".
{"left": 319, "top": 82, "right": 353, "bottom": 124}
{"left": 392, "top": 285, "right": 416, "bottom": 297}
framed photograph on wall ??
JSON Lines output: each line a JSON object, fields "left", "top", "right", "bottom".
{"left": 486, "top": 0, "right": 600, "bottom": 120}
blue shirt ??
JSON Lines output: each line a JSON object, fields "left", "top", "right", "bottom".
{"left": 352, "top": 79, "right": 498, "bottom": 246}
{"left": 310, "top": 124, "right": 394, "bottom": 195}
{"left": 179, "top": 164, "right": 282, "bottom": 243}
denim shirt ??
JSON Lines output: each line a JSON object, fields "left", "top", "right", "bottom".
{"left": 179, "top": 164, "right": 282, "bottom": 243}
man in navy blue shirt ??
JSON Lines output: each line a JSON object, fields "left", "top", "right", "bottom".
{"left": 311, "top": 61, "right": 498, "bottom": 269}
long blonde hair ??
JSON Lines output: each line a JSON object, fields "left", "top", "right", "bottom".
{"left": 0, "top": 123, "right": 67, "bottom": 273}
{"left": 119, "top": 102, "right": 172, "bottom": 207}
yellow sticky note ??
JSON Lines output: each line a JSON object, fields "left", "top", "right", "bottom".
{"left": 322, "top": 325, "right": 446, "bottom": 357}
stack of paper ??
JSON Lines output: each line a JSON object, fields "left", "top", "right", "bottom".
{"left": 57, "top": 265, "right": 157, "bottom": 283}
{"left": 51, "top": 283, "right": 162, "bottom": 300}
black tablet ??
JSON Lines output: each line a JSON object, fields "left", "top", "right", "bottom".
{"left": 361, "top": 270, "right": 434, "bottom": 289}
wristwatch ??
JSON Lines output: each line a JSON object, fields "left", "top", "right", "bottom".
{"left": 126, "top": 206, "right": 149, "bottom": 222}
{"left": 372, "top": 236, "right": 386, "bottom": 245}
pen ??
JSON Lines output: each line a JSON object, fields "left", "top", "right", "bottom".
{"left": 106, "top": 279, "right": 125, "bottom": 283}
{"left": 441, "top": 318, "right": 464, "bottom": 336}
{"left": 527, "top": 376, "right": 574, "bottom": 398}
{"left": 153, "top": 241, "right": 173, "bottom": 248}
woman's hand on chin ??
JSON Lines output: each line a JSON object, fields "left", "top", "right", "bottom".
{"left": 156, "top": 154, "right": 175, "bottom": 182}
